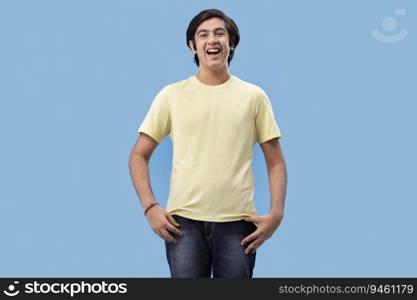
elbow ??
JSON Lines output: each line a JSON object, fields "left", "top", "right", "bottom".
{"left": 267, "top": 159, "right": 286, "bottom": 171}
{"left": 129, "top": 151, "right": 149, "bottom": 164}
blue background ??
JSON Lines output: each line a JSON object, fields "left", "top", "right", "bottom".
{"left": 0, "top": 0, "right": 415, "bottom": 277}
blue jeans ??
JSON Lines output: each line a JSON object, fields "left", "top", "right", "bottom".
{"left": 165, "top": 214, "right": 257, "bottom": 278}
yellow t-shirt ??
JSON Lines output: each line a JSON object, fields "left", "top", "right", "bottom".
{"left": 137, "top": 74, "right": 282, "bottom": 222}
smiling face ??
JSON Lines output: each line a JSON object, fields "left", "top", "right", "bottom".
{"left": 188, "top": 17, "right": 234, "bottom": 71}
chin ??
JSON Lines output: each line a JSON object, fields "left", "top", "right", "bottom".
{"left": 206, "top": 60, "right": 226, "bottom": 67}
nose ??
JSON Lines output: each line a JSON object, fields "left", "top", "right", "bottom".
{"left": 207, "top": 32, "right": 219, "bottom": 45}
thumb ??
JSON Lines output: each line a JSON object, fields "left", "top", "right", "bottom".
{"left": 166, "top": 213, "right": 180, "bottom": 227}
{"left": 243, "top": 216, "right": 255, "bottom": 222}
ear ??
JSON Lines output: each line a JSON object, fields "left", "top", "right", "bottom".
{"left": 188, "top": 40, "right": 196, "bottom": 53}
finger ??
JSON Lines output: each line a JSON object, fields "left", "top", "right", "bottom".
{"left": 245, "top": 215, "right": 259, "bottom": 223}
{"left": 243, "top": 216, "right": 254, "bottom": 222}
{"left": 165, "top": 222, "right": 183, "bottom": 236}
{"left": 161, "top": 228, "right": 177, "bottom": 243}
{"left": 157, "top": 228, "right": 176, "bottom": 243}
{"left": 166, "top": 214, "right": 180, "bottom": 227}
{"left": 245, "top": 241, "right": 259, "bottom": 254}
{"left": 240, "top": 231, "right": 258, "bottom": 246}
{"left": 246, "top": 240, "right": 265, "bottom": 254}
{"left": 155, "top": 228, "right": 165, "bottom": 240}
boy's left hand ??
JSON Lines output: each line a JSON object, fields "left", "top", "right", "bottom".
{"left": 240, "top": 213, "right": 284, "bottom": 254}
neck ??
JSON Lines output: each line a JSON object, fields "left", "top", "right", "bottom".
{"left": 196, "top": 66, "right": 231, "bottom": 86}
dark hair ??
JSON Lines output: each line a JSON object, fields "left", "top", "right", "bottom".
{"left": 186, "top": 9, "right": 240, "bottom": 67}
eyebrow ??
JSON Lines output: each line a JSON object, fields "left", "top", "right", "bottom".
{"left": 196, "top": 27, "right": 226, "bottom": 35}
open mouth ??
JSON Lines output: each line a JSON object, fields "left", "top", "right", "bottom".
{"left": 206, "top": 48, "right": 221, "bottom": 57}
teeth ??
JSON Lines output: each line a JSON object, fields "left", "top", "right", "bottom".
{"left": 207, "top": 49, "right": 220, "bottom": 53}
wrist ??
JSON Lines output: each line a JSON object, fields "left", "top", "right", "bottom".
{"left": 269, "top": 209, "right": 284, "bottom": 220}
{"left": 144, "top": 202, "right": 160, "bottom": 216}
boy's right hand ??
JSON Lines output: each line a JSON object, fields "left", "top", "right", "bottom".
{"left": 145, "top": 205, "right": 183, "bottom": 243}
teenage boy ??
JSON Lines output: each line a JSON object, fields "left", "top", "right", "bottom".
{"left": 129, "top": 8, "right": 287, "bottom": 278}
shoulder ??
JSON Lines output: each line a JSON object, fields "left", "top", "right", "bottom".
{"left": 152, "top": 78, "right": 189, "bottom": 101}
{"left": 232, "top": 75, "right": 267, "bottom": 99}
{"left": 163, "top": 76, "right": 193, "bottom": 92}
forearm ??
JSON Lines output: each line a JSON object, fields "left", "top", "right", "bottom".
{"left": 267, "top": 161, "right": 287, "bottom": 218}
{"left": 128, "top": 154, "right": 158, "bottom": 209}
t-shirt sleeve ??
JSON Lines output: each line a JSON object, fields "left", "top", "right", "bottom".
{"left": 137, "top": 86, "right": 171, "bottom": 144}
{"left": 255, "top": 89, "right": 282, "bottom": 144}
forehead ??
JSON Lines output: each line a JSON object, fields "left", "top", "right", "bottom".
{"left": 195, "top": 17, "right": 226, "bottom": 33}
